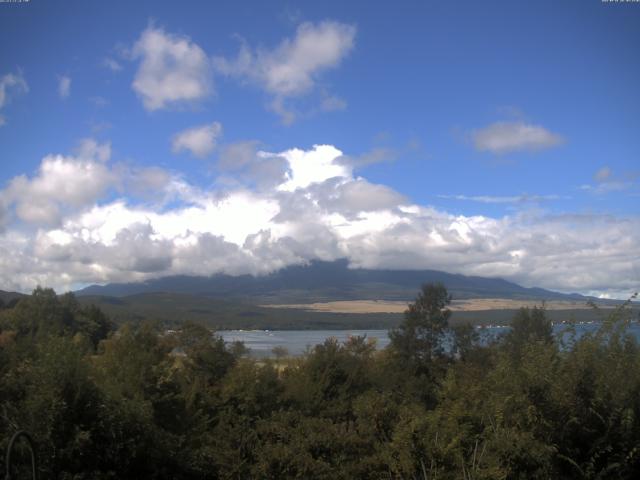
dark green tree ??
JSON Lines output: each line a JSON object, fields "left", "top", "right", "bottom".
{"left": 505, "top": 306, "right": 553, "bottom": 357}
{"left": 389, "top": 282, "right": 451, "bottom": 365}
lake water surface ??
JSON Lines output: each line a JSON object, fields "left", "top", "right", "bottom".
{"left": 220, "top": 322, "right": 640, "bottom": 358}
{"left": 220, "top": 329, "right": 391, "bottom": 357}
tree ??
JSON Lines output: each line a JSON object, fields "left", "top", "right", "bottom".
{"left": 385, "top": 283, "right": 452, "bottom": 407}
{"left": 0, "top": 288, "right": 112, "bottom": 348}
{"left": 505, "top": 306, "right": 553, "bottom": 356}
{"left": 451, "top": 322, "right": 481, "bottom": 361}
{"left": 389, "top": 282, "right": 451, "bottom": 365}
{"left": 178, "top": 321, "right": 237, "bottom": 385}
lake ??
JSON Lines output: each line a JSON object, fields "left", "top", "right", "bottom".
{"left": 220, "top": 329, "right": 391, "bottom": 357}
{"left": 219, "top": 322, "right": 640, "bottom": 358}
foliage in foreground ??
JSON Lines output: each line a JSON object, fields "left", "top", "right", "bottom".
{"left": 0, "top": 284, "right": 639, "bottom": 479}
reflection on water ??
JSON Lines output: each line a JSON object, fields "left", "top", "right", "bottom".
{"left": 219, "top": 322, "right": 640, "bottom": 358}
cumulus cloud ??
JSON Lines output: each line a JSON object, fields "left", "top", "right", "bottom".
{"left": 472, "top": 121, "right": 563, "bottom": 154}
{"left": 214, "top": 21, "right": 356, "bottom": 123}
{"left": 0, "top": 143, "right": 637, "bottom": 297}
{"left": 0, "top": 70, "right": 28, "bottom": 126}
{"left": 1, "top": 139, "right": 115, "bottom": 225}
{"left": 272, "top": 144, "right": 352, "bottom": 191}
{"left": 172, "top": 122, "right": 222, "bottom": 158}
{"left": 58, "top": 75, "right": 71, "bottom": 98}
{"left": 131, "top": 25, "right": 212, "bottom": 110}
{"left": 217, "top": 141, "right": 289, "bottom": 190}
{"left": 314, "top": 178, "right": 407, "bottom": 217}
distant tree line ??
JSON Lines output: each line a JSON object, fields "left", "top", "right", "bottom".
{"left": 1, "top": 284, "right": 639, "bottom": 479}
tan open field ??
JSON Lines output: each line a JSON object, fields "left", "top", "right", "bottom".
{"left": 262, "top": 298, "right": 612, "bottom": 314}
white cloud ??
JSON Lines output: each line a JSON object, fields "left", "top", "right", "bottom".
{"left": 217, "top": 141, "right": 289, "bottom": 190}
{"left": 218, "top": 140, "right": 261, "bottom": 170}
{"left": 0, "top": 71, "right": 28, "bottom": 108}
{"left": 0, "top": 143, "right": 637, "bottom": 298}
{"left": 123, "top": 166, "right": 174, "bottom": 199}
{"left": 272, "top": 144, "right": 352, "bottom": 191}
{"left": 214, "top": 21, "right": 356, "bottom": 122}
{"left": 172, "top": 122, "right": 222, "bottom": 158}
{"left": 472, "top": 121, "right": 563, "bottom": 154}
{"left": 580, "top": 166, "right": 637, "bottom": 195}
{"left": 76, "top": 138, "right": 112, "bottom": 162}
{"left": 58, "top": 75, "right": 71, "bottom": 98}
{"left": 580, "top": 182, "right": 629, "bottom": 195}
{"left": 102, "top": 57, "right": 123, "bottom": 72}
{"left": 0, "top": 70, "right": 28, "bottom": 126}
{"left": 336, "top": 147, "right": 397, "bottom": 169}
{"left": 131, "top": 25, "right": 212, "bottom": 111}
{"left": 2, "top": 139, "right": 115, "bottom": 225}
{"left": 439, "top": 194, "right": 568, "bottom": 204}
{"left": 316, "top": 178, "right": 407, "bottom": 216}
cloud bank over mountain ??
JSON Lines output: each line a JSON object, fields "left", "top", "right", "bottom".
{"left": 0, "top": 140, "right": 637, "bottom": 298}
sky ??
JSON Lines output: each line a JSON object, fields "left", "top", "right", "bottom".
{"left": 0, "top": 0, "right": 639, "bottom": 298}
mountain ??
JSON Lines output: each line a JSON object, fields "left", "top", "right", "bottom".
{"left": 76, "top": 259, "right": 589, "bottom": 303}
{"left": 0, "top": 289, "right": 26, "bottom": 305}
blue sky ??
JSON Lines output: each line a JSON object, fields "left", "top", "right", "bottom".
{"left": 0, "top": 0, "right": 638, "bottom": 296}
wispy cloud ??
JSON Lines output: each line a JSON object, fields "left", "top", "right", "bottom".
{"left": 0, "top": 70, "right": 28, "bottom": 126}
{"left": 579, "top": 182, "right": 631, "bottom": 195}
{"left": 594, "top": 166, "right": 611, "bottom": 182}
{"left": 471, "top": 121, "right": 564, "bottom": 154}
{"left": 89, "top": 96, "right": 109, "bottom": 107}
{"left": 580, "top": 166, "right": 638, "bottom": 195}
{"left": 102, "top": 57, "right": 122, "bottom": 72}
{"left": 319, "top": 91, "right": 347, "bottom": 112}
{"left": 58, "top": 75, "right": 71, "bottom": 98}
{"left": 438, "top": 194, "right": 569, "bottom": 204}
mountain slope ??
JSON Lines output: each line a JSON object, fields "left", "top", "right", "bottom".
{"left": 76, "top": 259, "right": 587, "bottom": 303}
{"left": 0, "top": 290, "right": 26, "bottom": 305}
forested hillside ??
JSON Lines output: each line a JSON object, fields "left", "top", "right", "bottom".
{"left": 1, "top": 286, "right": 639, "bottom": 479}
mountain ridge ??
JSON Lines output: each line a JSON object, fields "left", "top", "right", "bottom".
{"left": 75, "top": 259, "right": 593, "bottom": 303}
{"left": 0, "top": 290, "right": 26, "bottom": 305}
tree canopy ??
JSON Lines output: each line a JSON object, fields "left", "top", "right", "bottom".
{"left": 1, "top": 286, "right": 640, "bottom": 479}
